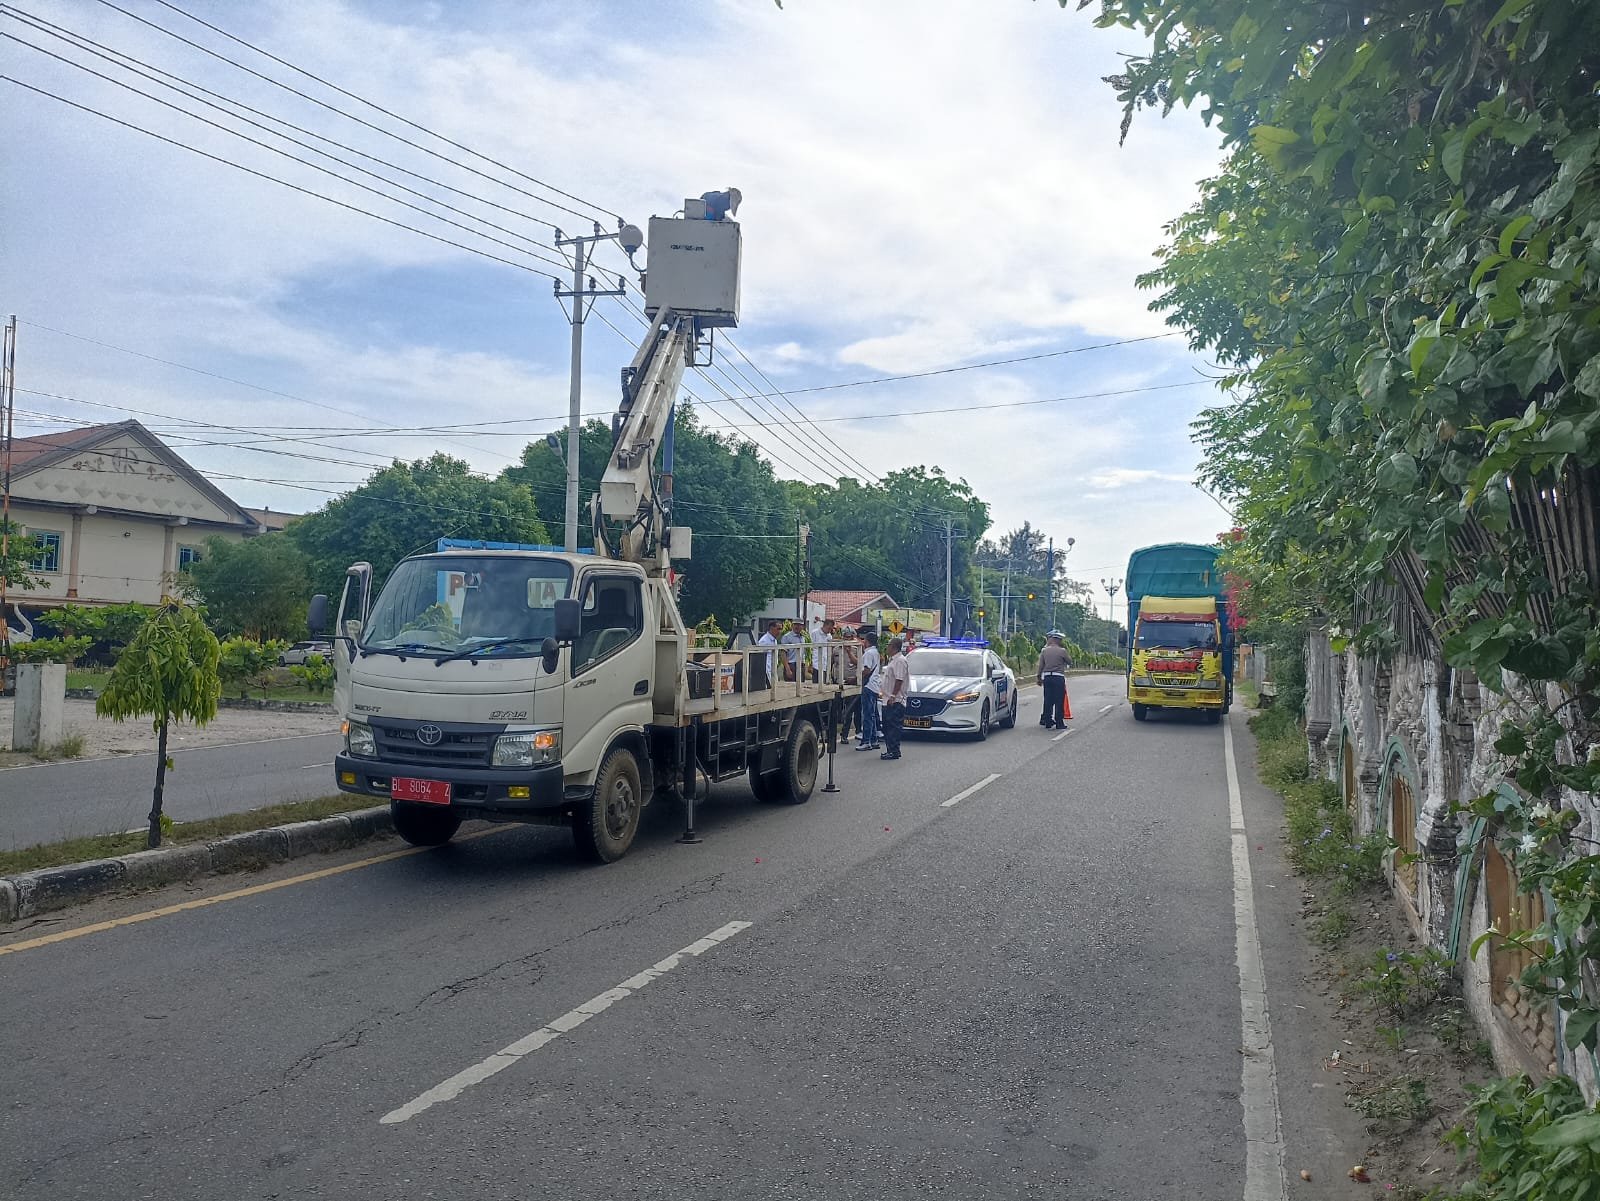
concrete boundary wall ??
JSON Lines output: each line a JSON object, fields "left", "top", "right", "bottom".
{"left": 1311, "top": 632, "right": 1600, "bottom": 1101}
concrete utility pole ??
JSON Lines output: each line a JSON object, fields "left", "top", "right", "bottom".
{"left": 1, "top": 315, "right": 16, "bottom": 665}
{"left": 1100, "top": 577, "right": 1122, "bottom": 624}
{"left": 943, "top": 516, "right": 953, "bottom": 638}
{"left": 555, "top": 223, "right": 633, "bottom": 553}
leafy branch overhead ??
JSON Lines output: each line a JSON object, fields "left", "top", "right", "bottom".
{"left": 1070, "top": 0, "right": 1600, "bottom": 1061}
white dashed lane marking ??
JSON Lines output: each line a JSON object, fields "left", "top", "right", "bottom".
{"left": 1099, "top": 703, "right": 1115, "bottom": 714}
{"left": 1051, "top": 729, "right": 1073, "bottom": 742}
{"left": 940, "top": 773, "right": 1002, "bottom": 809}
{"left": 379, "top": 921, "right": 752, "bottom": 1125}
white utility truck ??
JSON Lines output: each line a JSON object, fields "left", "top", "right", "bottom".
{"left": 311, "top": 192, "right": 856, "bottom": 862}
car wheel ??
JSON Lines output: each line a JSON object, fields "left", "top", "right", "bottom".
{"left": 1000, "top": 694, "right": 1017, "bottom": 729}
{"left": 974, "top": 702, "right": 990, "bottom": 741}
{"left": 1132, "top": 703, "right": 1148, "bottom": 722}
{"left": 391, "top": 802, "right": 461, "bottom": 847}
{"left": 573, "top": 746, "right": 643, "bottom": 863}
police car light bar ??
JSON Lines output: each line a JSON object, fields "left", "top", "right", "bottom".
{"left": 921, "top": 637, "right": 989, "bottom": 648}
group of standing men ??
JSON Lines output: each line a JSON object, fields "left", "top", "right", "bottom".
{"left": 847, "top": 631, "right": 908, "bottom": 761}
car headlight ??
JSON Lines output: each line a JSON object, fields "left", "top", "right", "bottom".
{"left": 951, "top": 690, "right": 980, "bottom": 704}
{"left": 493, "top": 729, "right": 561, "bottom": 767}
{"left": 344, "top": 719, "right": 376, "bottom": 758}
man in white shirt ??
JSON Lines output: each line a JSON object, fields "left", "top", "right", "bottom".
{"left": 780, "top": 623, "right": 803, "bottom": 681}
{"left": 756, "top": 619, "right": 781, "bottom": 689}
{"left": 855, "top": 633, "right": 882, "bottom": 750}
{"left": 878, "top": 636, "right": 910, "bottom": 760}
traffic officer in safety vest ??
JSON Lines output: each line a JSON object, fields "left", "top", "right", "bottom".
{"left": 1037, "top": 630, "right": 1073, "bottom": 729}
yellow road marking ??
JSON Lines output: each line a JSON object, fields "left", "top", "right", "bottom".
{"left": 0, "top": 826, "right": 504, "bottom": 957}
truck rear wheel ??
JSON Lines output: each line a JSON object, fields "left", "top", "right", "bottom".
{"left": 1132, "top": 703, "right": 1148, "bottom": 722}
{"left": 748, "top": 764, "right": 782, "bottom": 803}
{"left": 574, "top": 746, "right": 643, "bottom": 863}
{"left": 391, "top": 803, "right": 461, "bottom": 847}
{"left": 776, "top": 718, "right": 819, "bottom": 805}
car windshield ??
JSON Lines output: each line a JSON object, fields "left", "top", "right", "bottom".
{"left": 362, "top": 555, "right": 572, "bottom": 655}
{"left": 907, "top": 650, "right": 985, "bottom": 678}
{"left": 1136, "top": 620, "right": 1217, "bottom": 650}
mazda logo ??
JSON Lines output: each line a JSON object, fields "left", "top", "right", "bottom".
{"left": 417, "top": 723, "right": 443, "bottom": 746}
{"left": 909, "top": 699, "right": 922, "bottom": 711}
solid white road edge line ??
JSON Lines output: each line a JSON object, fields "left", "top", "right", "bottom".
{"left": 1223, "top": 715, "right": 1288, "bottom": 1201}
{"left": 940, "top": 772, "right": 1001, "bottom": 809}
{"left": 1051, "top": 729, "right": 1072, "bottom": 742}
{"left": 378, "top": 920, "right": 753, "bottom": 1126}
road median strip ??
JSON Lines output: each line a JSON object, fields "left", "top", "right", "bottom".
{"left": 0, "top": 802, "right": 394, "bottom": 924}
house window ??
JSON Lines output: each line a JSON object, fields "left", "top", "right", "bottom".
{"left": 178, "top": 546, "right": 203, "bottom": 568}
{"left": 29, "top": 531, "right": 63, "bottom": 573}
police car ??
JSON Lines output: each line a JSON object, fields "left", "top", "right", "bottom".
{"left": 901, "top": 638, "right": 1018, "bottom": 740}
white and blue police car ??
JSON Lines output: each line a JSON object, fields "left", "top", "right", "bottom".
{"left": 901, "top": 638, "right": 1018, "bottom": 740}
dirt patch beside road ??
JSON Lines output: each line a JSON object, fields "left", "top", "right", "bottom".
{"left": 0, "top": 697, "right": 337, "bottom": 764}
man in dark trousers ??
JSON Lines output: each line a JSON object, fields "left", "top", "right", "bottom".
{"left": 1037, "top": 629, "right": 1073, "bottom": 729}
{"left": 879, "top": 635, "right": 910, "bottom": 760}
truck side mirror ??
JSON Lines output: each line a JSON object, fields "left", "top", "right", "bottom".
{"left": 541, "top": 637, "right": 560, "bottom": 674}
{"left": 307, "top": 594, "right": 329, "bottom": 636}
{"left": 1117, "top": 630, "right": 1128, "bottom": 650}
{"left": 553, "top": 598, "right": 582, "bottom": 643}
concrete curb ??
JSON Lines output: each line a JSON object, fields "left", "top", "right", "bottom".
{"left": 0, "top": 806, "right": 393, "bottom": 923}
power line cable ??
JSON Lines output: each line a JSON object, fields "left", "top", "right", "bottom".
{"left": 1, "top": 33, "right": 579, "bottom": 281}
{"left": 90, "top": 0, "right": 612, "bottom": 226}
{"left": 0, "top": 74, "right": 566, "bottom": 286}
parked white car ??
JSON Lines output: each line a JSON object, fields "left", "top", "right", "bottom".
{"left": 278, "top": 640, "right": 334, "bottom": 666}
{"left": 902, "top": 639, "right": 1018, "bottom": 739}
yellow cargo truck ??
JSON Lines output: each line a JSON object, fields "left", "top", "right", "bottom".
{"left": 1120, "top": 542, "right": 1233, "bottom": 724}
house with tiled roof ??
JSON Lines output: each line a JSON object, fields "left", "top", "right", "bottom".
{"left": 804, "top": 589, "right": 899, "bottom": 627}
{"left": 3, "top": 420, "right": 265, "bottom": 636}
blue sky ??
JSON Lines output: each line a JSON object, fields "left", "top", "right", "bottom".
{"left": 3, "top": 0, "right": 1230, "bottom": 616}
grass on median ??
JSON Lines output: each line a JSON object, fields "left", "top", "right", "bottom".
{"left": 0, "top": 794, "right": 382, "bottom": 876}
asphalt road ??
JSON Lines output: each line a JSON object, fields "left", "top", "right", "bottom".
{"left": 1, "top": 674, "right": 1354, "bottom": 1200}
{"left": 0, "top": 731, "right": 345, "bottom": 850}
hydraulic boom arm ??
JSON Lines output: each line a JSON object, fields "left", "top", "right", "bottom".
{"left": 594, "top": 308, "right": 695, "bottom": 571}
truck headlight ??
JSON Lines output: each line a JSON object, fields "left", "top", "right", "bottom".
{"left": 1133, "top": 676, "right": 1151, "bottom": 686}
{"left": 493, "top": 729, "right": 561, "bottom": 767}
{"left": 951, "top": 691, "right": 979, "bottom": 704}
{"left": 344, "top": 719, "right": 376, "bottom": 758}
{"left": 1198, "top": 678, "right": 1221, "bottom": 690}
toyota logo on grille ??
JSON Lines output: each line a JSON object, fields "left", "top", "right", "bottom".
{"left": 417, "top": 723, "right": 443, "bottom": 746}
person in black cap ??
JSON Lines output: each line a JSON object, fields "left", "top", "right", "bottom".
{"left": 1037, "top": 630, "right": 1072, "bottom": 729}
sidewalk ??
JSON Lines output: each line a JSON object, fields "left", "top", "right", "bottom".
{"left": 1, "top": 696, "right": 335, "bottom": 763}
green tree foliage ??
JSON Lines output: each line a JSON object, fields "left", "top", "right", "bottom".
{"left": 95, "top": 599, "right": 221, "bottom": 848}
{"left": 0, "top": 519, "right": 43, "bottom": 593}
{"left": 9, "top": 636, "right": 92, "bottom": 664}
{"left": 1077, "top": 0, "right": 1600, "bottom": 1060}
{"left": 216, "top": 635, "right": 278, "bottom": 699}
{"left": 792, "top": 468, "right": 989, "bottom": 610}
{"left": 36, "top": 602, "right": 152, "bottom": 646}
{"left": 290, "top": 652, "right": 334, "bottom": 694}
{"left": 289, "top": 454, "right": 547, "bottom": 596}
{"left": 500, "top": 419, "right": 614, "bottom": 550}
{"left": 181, "top": 534, "right": 311, "bottom": 641}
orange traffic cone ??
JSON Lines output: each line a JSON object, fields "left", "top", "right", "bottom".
{"left": 1061, "top": 686, "right": 1073, "bottom": 721}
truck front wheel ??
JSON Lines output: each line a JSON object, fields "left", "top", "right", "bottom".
{"left": 1132, "top": 703, "right": 1148, "bottom": 722}
{"left": 574, "top": 747, "right": 643, "bottom": 863}
{"left": 777, "top": 718, "right": 820, "bottom": 805}
{"left": 391, "top": 803, "right": 462, "bottom": 847}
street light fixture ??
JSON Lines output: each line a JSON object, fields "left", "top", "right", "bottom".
{"left": 1100, "top": 578, "right": 1122, "bottom": 625}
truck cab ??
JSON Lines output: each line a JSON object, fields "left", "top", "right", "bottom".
{"left": 1125, "top": 595, "right": 1227, "bottom": 722}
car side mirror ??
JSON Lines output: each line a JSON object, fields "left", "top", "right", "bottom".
{"left": 307, "top": 594, "right": 329, "bottom": 636}
{"left": 553, "top": 598, "right": 582, "bottom": 643}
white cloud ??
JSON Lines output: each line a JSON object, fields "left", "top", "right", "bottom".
{"left": 1085, "top": 467, "right": 1195, "bottom": 490}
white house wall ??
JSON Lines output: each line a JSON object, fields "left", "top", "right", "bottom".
{"left": 14, "top": 433, "right": 239, "bottom": 526}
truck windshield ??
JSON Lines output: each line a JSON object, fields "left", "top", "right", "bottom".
{"left": 362, "top": 555, "right": 573, "bottom": 656}
{"left": 1136, "top": 620, "right": 1217, "bottom": 651}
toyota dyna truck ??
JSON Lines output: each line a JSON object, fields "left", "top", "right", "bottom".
{"left": 1120, "top": 542, "right": 1235, "bottom": 724}
{"left": 310, "top": 192, "right": 856, "bottom": 862}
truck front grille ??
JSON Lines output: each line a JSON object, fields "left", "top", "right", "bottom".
{"left": 371, "top": 720, "right": 495, "bottom": 767}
